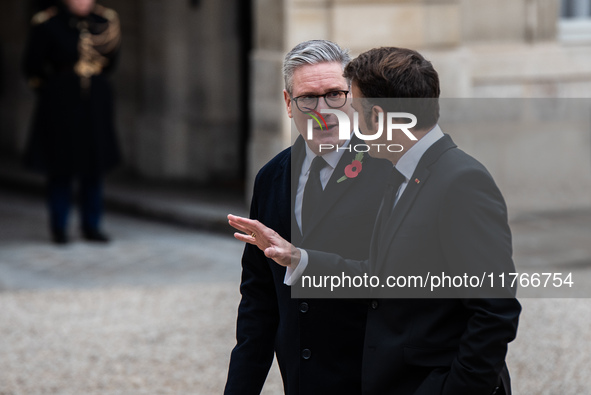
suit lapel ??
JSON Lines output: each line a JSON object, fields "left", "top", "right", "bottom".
{"left": 290, "top": 136, "right": 306, "bottom": 245}
{"left": 375, "top": 135, "right": 457, "bottom": 270}
{"left": 300, "top": 136, "right": 363, "bottom": 244}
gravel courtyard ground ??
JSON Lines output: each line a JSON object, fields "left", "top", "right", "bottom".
{"left": 1, "top": 190, "right": 590, "bottom": 394}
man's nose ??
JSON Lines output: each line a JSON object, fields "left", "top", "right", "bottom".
{"left": 313, "top": 94, "right": 328, "bottom": 110}
{"left": 316, "top": 98, "right": 335, "bottom": 119}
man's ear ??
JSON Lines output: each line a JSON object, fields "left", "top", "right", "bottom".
{"left": 283, "top": 90, "right": 293, "bottom": 118}
{"left": 371, "top": 105, "right": 385, "bottom": 131}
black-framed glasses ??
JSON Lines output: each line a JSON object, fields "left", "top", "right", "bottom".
{"left": 292, "top": 90, "right": 349, "bottom": 112}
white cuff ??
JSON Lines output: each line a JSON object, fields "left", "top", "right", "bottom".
{"left": 284, "top": 248, "right": 309, "bottom": 286}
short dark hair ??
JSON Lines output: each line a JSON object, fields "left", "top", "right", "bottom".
{"left": 344, "top": 47, "right": 440, "bottom": 130}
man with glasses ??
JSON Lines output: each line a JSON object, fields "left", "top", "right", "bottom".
{"left": 224, "top": 40, "right": 390, "bottom": 394}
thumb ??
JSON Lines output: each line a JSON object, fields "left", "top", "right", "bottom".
{"left": 264, "top": 246, "right": 277, "bottom": 259}
{"left": 264, "top": 247, "right": 289, "bottom": 267}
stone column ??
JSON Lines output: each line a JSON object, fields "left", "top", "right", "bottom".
{"left": 528, "top": 0, "right": 560, "bottom": 42}
{"left": 0, "top": 0, "right": 33, "bottom": 156}
{"left": 247, "top": 0, "right": 287, "bottom": 197}
{"left": 136, "top": 0, "right": 191, "bottom": 179}
{"left": 135, "top": 0, "right": 243, "bottom": 183}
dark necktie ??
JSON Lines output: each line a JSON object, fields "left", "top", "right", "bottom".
{"left": 302, "top": 156, "right": 327, "bottom": 234}
{"left": 377, "top": 167, "right": 406, "bottom": 235}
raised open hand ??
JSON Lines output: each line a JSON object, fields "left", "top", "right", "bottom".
{"left": 227, "top": 214, "right": 300, "bottom": 268}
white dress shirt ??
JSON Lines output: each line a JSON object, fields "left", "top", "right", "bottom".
{"left": 285, "top": 125, "right": 444, "bottom": 286}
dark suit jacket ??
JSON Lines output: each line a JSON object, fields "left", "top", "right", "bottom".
{"left": 224, "top": 135, "right": 391, "bottom": 395}
{"left": 307, "top": 135, "right": 521, "bottom": 395}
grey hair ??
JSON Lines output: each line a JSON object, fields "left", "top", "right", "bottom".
{"left": 283, "top": 39, "right": 351, "bottom": 95}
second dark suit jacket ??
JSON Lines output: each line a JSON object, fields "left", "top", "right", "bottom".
{"left": 307, "top": 134, "right": 521, "bottom": 395}
{"left": 225, "top": 135, "right": 391, "bottom": 395}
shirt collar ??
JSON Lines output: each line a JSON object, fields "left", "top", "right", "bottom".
{"left": 395, "top": 124, "right": 444, "bottom": 180}
{"left": 303, "top": 137, "right": 351, "bottom": 174}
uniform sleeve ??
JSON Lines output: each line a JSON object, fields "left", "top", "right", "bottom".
{"left": 95, "top": 8, "right": 121, "bottom": 75}
{"left": 224, "top": 175, "right": 280, "bottom": 395}
{"left": 22, "top": 23, "right": 51, "bottom": 89}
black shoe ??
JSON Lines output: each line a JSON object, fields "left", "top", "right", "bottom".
{"left": 52, "top": 231, "right": 69, "bottom": 245}
{"left": 82, "top": 230, "right": 110, "bottom": 243}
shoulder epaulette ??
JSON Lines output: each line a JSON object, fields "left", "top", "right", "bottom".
{"left": 93, "top": 4, "right": 119, "bottom": 22}
{"left": 31, "top": 6, "right": 58, "bottom": 26}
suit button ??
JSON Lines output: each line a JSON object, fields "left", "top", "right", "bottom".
{"left": 491, "top": 386, "right": 500, "bottom": 395}
{"left": 299, "top": 302, "right": 309, "bottom": 313}
{"left": 301, "top": 349, "right": 312, "bottom": 359}
{"left": 371, "top": 300, "right": 379, "bottom": 309}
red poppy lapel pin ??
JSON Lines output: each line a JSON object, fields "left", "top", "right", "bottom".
{"left": 337, "top": 152, "right": 364, "bottom": 183}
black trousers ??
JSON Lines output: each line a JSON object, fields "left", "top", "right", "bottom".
{"left": 47, "top": 174, "right": 103, "bottom": 234}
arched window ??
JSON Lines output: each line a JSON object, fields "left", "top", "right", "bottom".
{"left": 559, "top": 0, "right": 591, "bottom": 42}
{"left": 561, "top": 0, "right": 591, "bottom": 18}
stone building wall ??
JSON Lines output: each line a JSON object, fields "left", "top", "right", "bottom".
{"left": 248, "top": 0, "right": 591, "bottom": 215}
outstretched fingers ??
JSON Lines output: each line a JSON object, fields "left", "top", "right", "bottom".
{"left": 227, "top": 214, "right": 299, "bottom": 268}
{"left": 233, "top": 231, "right": 256, "bottom": 244}
{"left": 228, "top": 214, "right": 269, "bottom": 247}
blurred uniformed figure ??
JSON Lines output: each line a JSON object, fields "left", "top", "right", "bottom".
{"left": 23, "top": 0, "right": 121, "bottom": 244}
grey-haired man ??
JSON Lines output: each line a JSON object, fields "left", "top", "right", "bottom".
{"left": 224, "top": 40, "right": 390, "bottom": 394}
